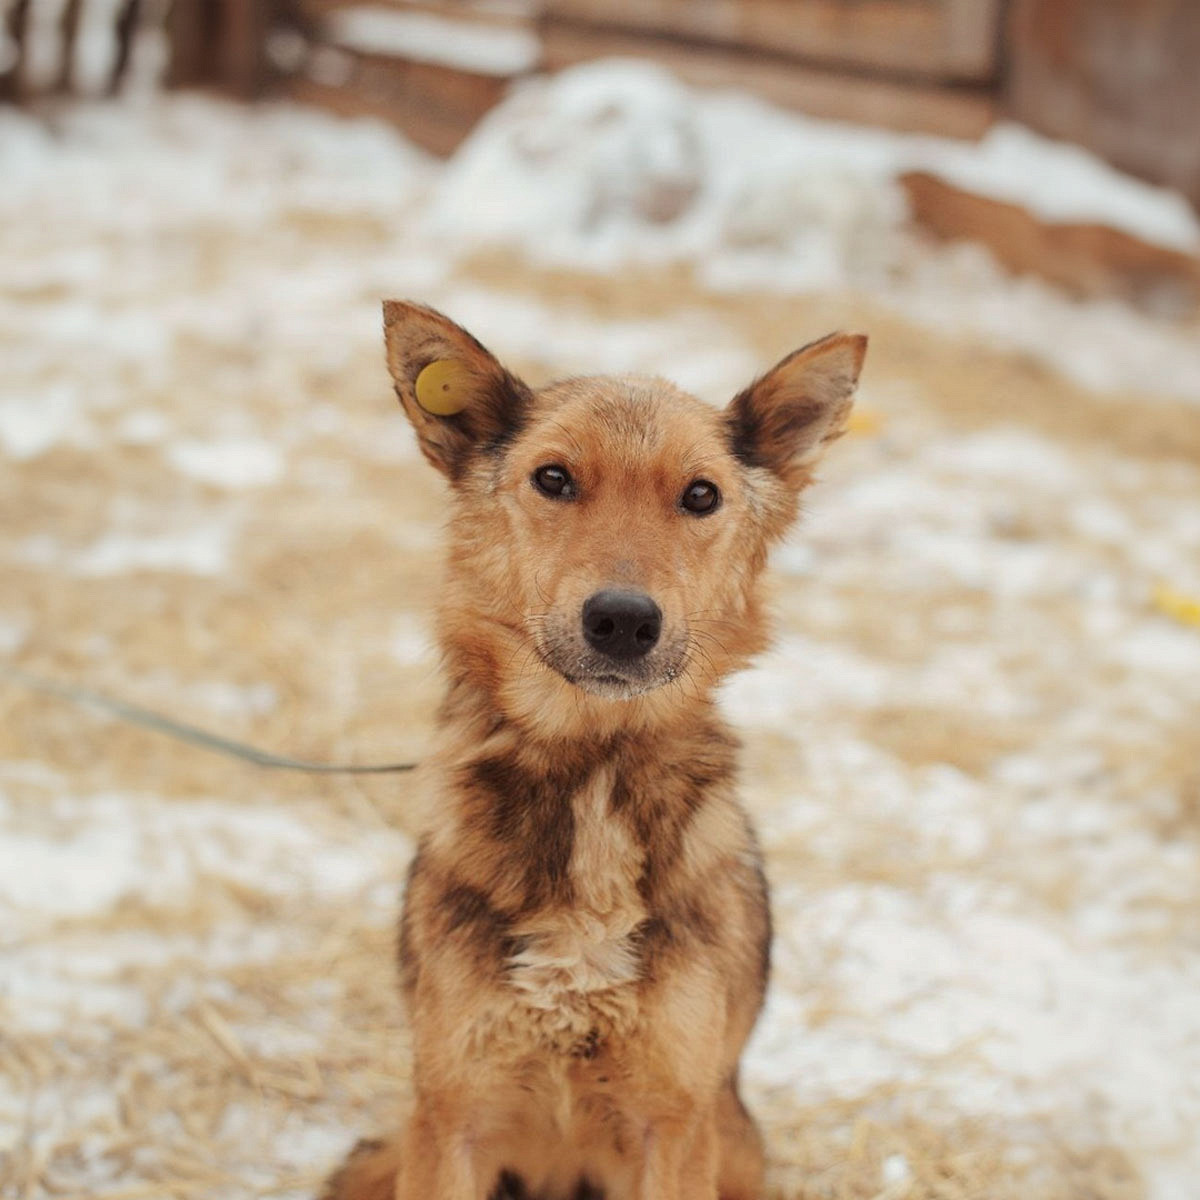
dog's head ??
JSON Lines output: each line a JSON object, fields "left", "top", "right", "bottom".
{"left": 383, "top": 301, "right": 865, "bottom": 731}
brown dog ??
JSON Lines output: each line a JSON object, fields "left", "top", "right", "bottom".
{"left": 322, "top": 302, "right": 866, "bottom": 1200}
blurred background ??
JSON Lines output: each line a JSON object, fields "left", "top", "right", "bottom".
{"left": 2, "top": 2, "right": 1199, "bottom": 1199}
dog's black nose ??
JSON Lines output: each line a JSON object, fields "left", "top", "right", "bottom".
{"left": 582, "top": 589, "right": 662, "bottom": 660}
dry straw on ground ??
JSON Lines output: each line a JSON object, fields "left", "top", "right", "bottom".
{"left": 4, "top": 104, "right": 1200, "bottom": 1200}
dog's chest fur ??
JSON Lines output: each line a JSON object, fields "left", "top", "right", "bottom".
{"left": 506, "top": 766, "right": 646, "bottom": 1044}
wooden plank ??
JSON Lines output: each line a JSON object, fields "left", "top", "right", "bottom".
{"left": 0, "top": 0, "right": 30, "bottom": 100}
{"left": 286, "top": 76, "right": 473, "bottom": 155}
{"left": 0, "top": 0, "right": 144, "bottom": 99}
{"left": 942, "top": 0, "right": 1000, "bottom": 83}
{"left": 902, "top": 170, "right": 1200, "bottom": 317}
{"left": 108, "top": 0, "right": 143, "bottom": 95}
{"left": 300, "top": 0, "right": 537, "bottom": 17}
{"left": 162, "top": 0, "right": 278, "bottom": 96}
{"left": 541, "top": 0, "right": 1002, "bottom": 83}
{"left": 1004, "top": 0, "right": 1200, "bottom": 211}
{"left": 542, "top": 20, "right": 995, "bottom": 139}
{"left": 321, "top": 4, "right": 540, "bottom": 76}
{"left": 57, "top": 0, "right": 85, "bottom": 93}
{"left": 286, "top": 48, "right": 511, "bottom": 154}
{"left": 165, "top": 0, "right": 218, "bottom": 86}
{"left": 217, "top": 0, "right": 272, "bottom": 97}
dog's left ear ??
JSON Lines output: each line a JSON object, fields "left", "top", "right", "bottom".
{"left": 383, "top": 300, "right": 533, "bottom": 481}
{"left": 726, "top": 332, "right": 867, "bottom": 488}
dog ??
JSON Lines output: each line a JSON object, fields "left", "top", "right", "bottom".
{"left": 322, "top": 301, "right": 866, "bottom": 1200}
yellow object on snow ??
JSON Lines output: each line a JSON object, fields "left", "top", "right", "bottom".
{"left": 1152, "top": 582, "right": 1200, "bottom": 629}
{"left": 415, "top": 359, "right": 472, "bottom": 416}
{"left": 848, "top": 408, "right": 885, "bottom": 436}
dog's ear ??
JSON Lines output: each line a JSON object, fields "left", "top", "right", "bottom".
{"left": 725, "top": 333, "right": 867, "bottom": 488}
{"left": 383, "top": 301, "right": 533, "bottom": 480}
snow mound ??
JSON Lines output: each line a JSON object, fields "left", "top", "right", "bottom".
{"left": 433, "top": 60, "right": 906, "bottom": 284}
{"left": 434, "top": 59, "right": 1200, "bottom": 277}
{"left": 435, "top": 61, "right": 706, "bottom": 259}
{"left": 431, "top": 60, "right": 1200, "bottom": 400}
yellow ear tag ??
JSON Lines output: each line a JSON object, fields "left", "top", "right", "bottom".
{"left": 415, "top": 359, "right": 472, "bottom": 416}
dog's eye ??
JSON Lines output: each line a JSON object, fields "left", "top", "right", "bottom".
{"left": 680, "top": 479, "right": 720, "bottom": 515}
{"left": 532, "top": 464, "right": 576, "bottom": 499}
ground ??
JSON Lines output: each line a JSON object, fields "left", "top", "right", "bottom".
{"left": 1, "top": 80, "right": 1200, "bottom": 1200}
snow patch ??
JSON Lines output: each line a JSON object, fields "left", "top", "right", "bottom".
{"left": 0, "top": 789, "right": 409, "bottom": 927}
{"left": 432, "top": 61, "right": 1200, "bottom": 400}
{"left": 0, "top": 388, "right": 86, "bottom": 459}
{"left": 167, "top": 437, "right": 285, "bottom": 489}
{"left": 433, "top": 282, "right": 758, "bottom": 402}
{"left": 70, "top": 525, "right": 233, "bottom": 576}
{"left": 390, "top": 620, "right": 436, "bottom": 667}
{"left": 116, "top": 408, "right": 171, "bottom": 444}
{"left": 923, "top": 122, "right": 1200, "bottom": 254}
{"left": 746, "top": 878, "right": 1200, "bottom": 1175}
{"left": 328, "top": 7, "right": 539, "bottom": 76}
{"left": 0, "top": 616, "right": 29, "bottom": 654}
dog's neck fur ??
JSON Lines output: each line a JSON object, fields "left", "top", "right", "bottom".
{"left": 427, "top": 637, "right": 740, "bottom": 925}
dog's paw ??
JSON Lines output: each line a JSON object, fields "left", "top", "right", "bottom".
{"left": 317, "top": 1137, "right": 399, "bottom": 1200}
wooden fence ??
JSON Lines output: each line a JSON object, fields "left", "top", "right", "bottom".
{"left": 1, "top": 0, "right": 146, "bottom": 99}
{"left": 2, "top": 0, "right": 1197, "bottom": 213}
{"left": 0, "top": 0, "right": 289, "bottom": 101}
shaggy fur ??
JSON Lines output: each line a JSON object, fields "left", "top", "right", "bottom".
{"left": 321, "top": 302, "right": 866, "bottom": 1200}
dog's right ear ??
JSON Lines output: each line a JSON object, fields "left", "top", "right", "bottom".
{"left": 383, "top": 301, "right": 533, "bottom": 480}
{"left": 725, "top": 332, "right": 867, "bottom": 490}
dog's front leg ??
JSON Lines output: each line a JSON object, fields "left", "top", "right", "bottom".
{"left": 634, "top": 1118, "right": 688, "bottom": 1200}
{"left": 634, "top": 1108, "right": 719, "bottom": 1200}
{"left": 394, "top": 1108, "right": 486, "bottom": 1200}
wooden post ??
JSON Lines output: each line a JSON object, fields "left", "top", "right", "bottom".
{"left": 165, "top": 0, "right": 218, "bottom": 87}
{"left": 56, "top": 0, "right": 84, "bottom": 93}
{"left": 0, "top": 0, "right": 30, "bottom": 101}
{"left": 540, "top": 0, "right": 1004, "bottom": 84}
{"left": 1005, "top": 0, "right": 1200, "bottom": 211}
{"left": 217, "top": 0, "right": 271, "bottom": 97}
{"left": 108, "top": 0, "right": 143, "bottom": 94}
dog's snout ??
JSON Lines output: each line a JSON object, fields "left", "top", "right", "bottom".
{"left": 582, "top": 589, "right": 662, "bottom": 660}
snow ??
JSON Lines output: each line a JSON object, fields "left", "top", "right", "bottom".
{"left": 745, "top": 778, "right": 1200, "bottom": 1169}
{"left": 3, "top": 59, "right": 1200, "bottom": 1200}
{"left": 923, "top": 122, "right": 1200, "bottom": 254}
{"left": 430, "top": 61, "right": 1200, "bottom": 399}
{"left": 2, "top": 67, "right": 1196, "bottom": 406}
{"left": 121, "top": 671, "right": 280, "bottom": 718}
{"left": 390, "top": 620, "right": 436, "bottom": 667}
{"left": 73, "top": 0, "right": 127, "bottom": 95}
{"left": 19, "top": 0, "right": 70, "bottom": 92}
{"left": 437, "top": 60, "right": 1200, "bottom": 263}
{"left": 116, "top": 407, "right": 171, "bottom": 444}
{"left": 328, "top": 7, "right": 540, "bottom": 76}
{"left": 70, "top": 525, "right": 234, "bottom": 576}
{"left": 0, "top": 783, "right": 410, "bottom": 1025}
{"left": 431, "top": 282, "right": 760, "bottom": 400}
{"left": 0, "top": 387, "right": 84, "bottom": 459}
{"left": 715, "top": 404, "right": 1200, "bottom": 1192}
{"left": 881, "top": 1154, "right": 911, "bottom": 1188}
{"left": 433, "top": 61, "right": 710, "bottom": 262}
{"left": 168, "top": 437, "right": 285, "bottom": 489}
{"left": 0, "top": 617, "right": 28, "bottom": 654}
